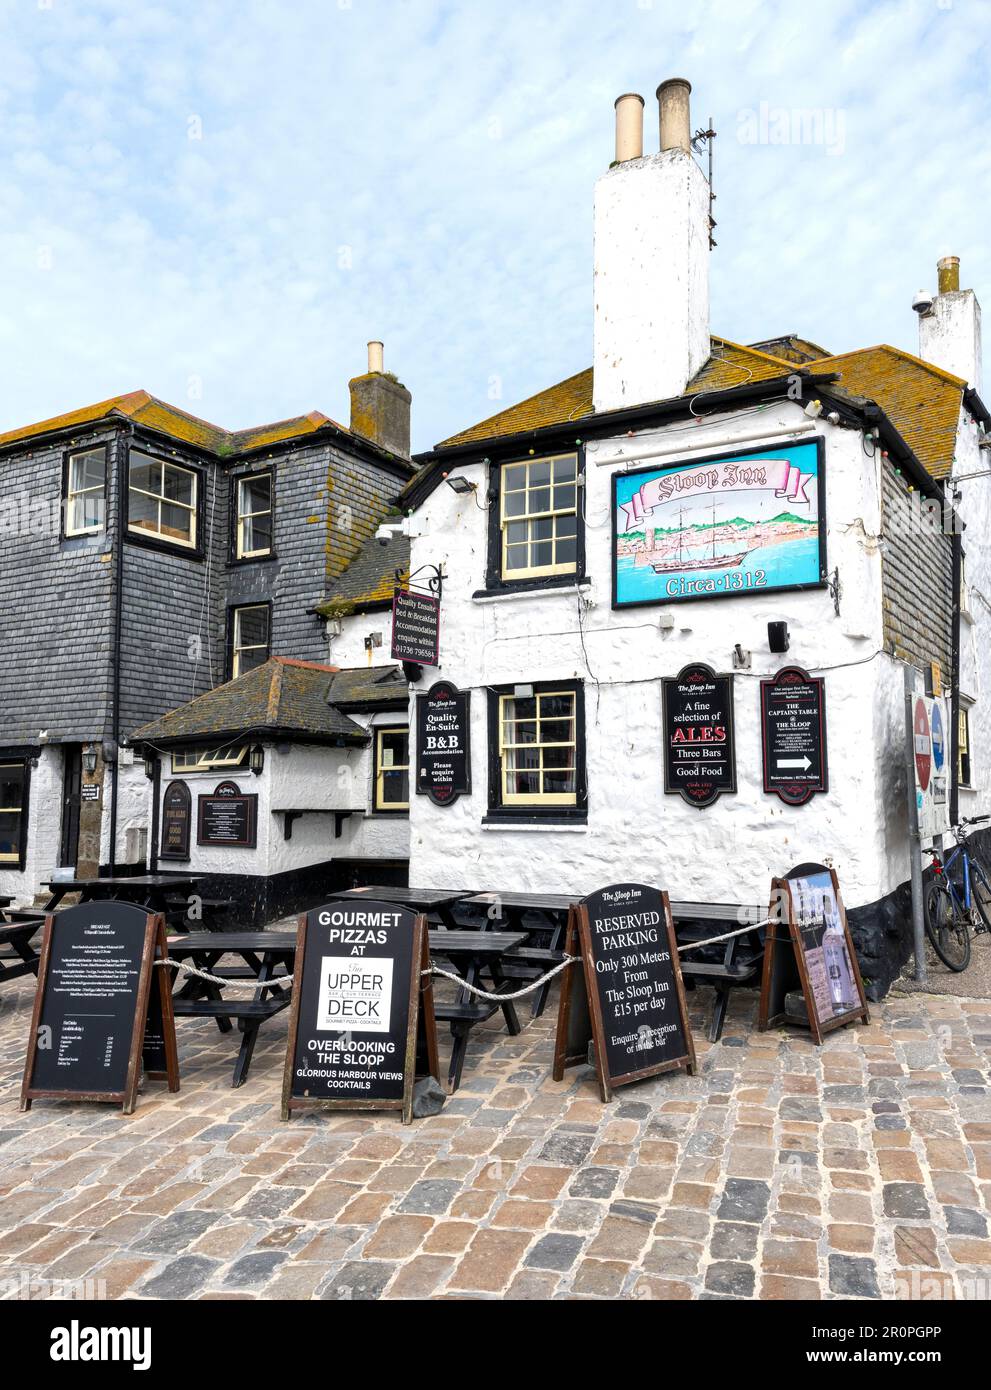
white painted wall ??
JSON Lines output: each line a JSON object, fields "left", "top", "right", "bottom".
{"left": 404, "top": 400, "right": 974, "bottom": 914}
{"left": 952, "top": 399, "right": 991, "bottom": 822}
{"left": 593, "top": 149, "right": 710, "bottom": 412}
{"left": 327, "top": 609, "right": 396, "bottom": 670}
{"left": 0, "top": 744, "right": 61, "bottom": 905}
{"left": 919, "top": 291, "right": 983, "bottom": 393}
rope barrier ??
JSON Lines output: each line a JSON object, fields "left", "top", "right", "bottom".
{"left": 156, "top": 958, "right": 294, "bottom": 991}
{"left": 154, "top": 920, "right": 773, "bottom": 1002}
{"left": 421, "top": 957, "right": 579, "bottom": 1002}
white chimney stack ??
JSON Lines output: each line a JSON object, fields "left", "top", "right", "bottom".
{"left": 593, "top": 79, "right": 710, "bottom": 413}
{"left": 917, "top": 256, "right": 983, "bottom": 393}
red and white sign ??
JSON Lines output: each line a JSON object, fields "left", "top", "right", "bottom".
{"left": 913, "top": 698, "right": 931, "bottom": 793}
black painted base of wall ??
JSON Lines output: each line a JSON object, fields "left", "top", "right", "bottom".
{"left": 185, "top": 858, "right": 410, "bottom": 927}
{"left": 846, "top": 878, "right": 915, "bottom": 1001}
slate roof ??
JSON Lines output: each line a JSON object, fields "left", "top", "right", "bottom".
{"left": 0, "top": 389, "right": 414, "bottom": 469}
{"left": 327, "top": 665, "right": 410, "bottom": 710}
{"left": 131, "top": 657, "right": 371, "bottom": 748}
{"left": 317, "top": 533, "right": 410, "bottom": 613}
{"left": 429, "top": 335, "right": 969, "bottom": 481}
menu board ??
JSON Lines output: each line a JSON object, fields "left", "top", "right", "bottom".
{"left": 281, "top": 899, "right": 435, "bottom": 1124}
{"left": 197, "top": 781, "right": 257, "bottom": 848}
{"left": 391, "top": 589, "right": 440, "bottom": 667}
{"left": 758, "top": 863, "right": 870, "bottom": 1044}
{"left": 554, "top": 882, "right": 695, "bottom": 1101}
{"left": 760, "top": 667, "right": 828, "bottom": 805}
{"left": 416, "top": 681, "right": 471, "bottom": 806}
{"left": 662, "top": 663, "right": 737, "bottom": 807}
{"left": 160, "top": 780, "right": 192, "bottom": 860}
{"left": 20, "top": 902, "right": 179, "bottom": 1113}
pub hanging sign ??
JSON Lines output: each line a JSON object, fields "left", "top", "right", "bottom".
{"left": 760, "top": 666, "right": 828, "bottom": 806}
{"left": 416, "top": 681, "right": 471, "bottom": 806}
{"left": 391, "top": 589, "right": 440, "bottom": 667}
{"left": 662, "top": 663, "right": 737, "bottom": 807}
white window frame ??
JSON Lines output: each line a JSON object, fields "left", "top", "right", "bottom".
{"left": 958, "top": 696, "right": 975, "bottom": 788}
{"left": 499, "top": 453, "right": 579, "bottom": 581}
{"left": 236, "top": 473, "right": 273, "bottom": 559}
{"left": 65, "top": 447, "right": 106, "bottom": 537}
{"left": 171, "top": 746, "right": 248, "bottom": 774}
{"left": 0, "top": 760, "right": 26, "bottom": 864}
{"left": 128, "top": 450, "right": 198, "bottom": 550}
{"left": 374, "top": 727, "right": 410, "bottom": 812}
{"left": 498, "top": 689, "right": 578, "bottom": 806}
{"left": 231, "top": 605, "right": 270, "bottom": 678}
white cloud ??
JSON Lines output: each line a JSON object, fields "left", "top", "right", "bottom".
{"left": 0, "top": 0, "right": 987, "bottom": 450}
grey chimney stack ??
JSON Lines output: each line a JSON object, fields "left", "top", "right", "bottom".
{"left": 657, "top": 78, "right": 692, "bottom": 153}
{"left": 348, "top": 341, "right": 412, "bottom": 459}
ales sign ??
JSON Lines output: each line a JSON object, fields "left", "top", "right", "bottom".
{"left": 662, "top": 663, "right": 737, "bottom": 807}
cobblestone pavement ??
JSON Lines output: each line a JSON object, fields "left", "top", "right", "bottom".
{"left": 1, "top": 971, "right": 989, "bottom": 1301}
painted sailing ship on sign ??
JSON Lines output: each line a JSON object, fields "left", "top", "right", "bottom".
{"left": 612, "top": 440, "right": 826, "bottom": 607}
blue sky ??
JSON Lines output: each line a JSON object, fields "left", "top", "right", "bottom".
{"left": 1, "top": 0, "right": 988, "bottom": 452}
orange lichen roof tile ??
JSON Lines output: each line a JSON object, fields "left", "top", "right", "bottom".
{"left": 813, "top": 345, "right": 965, "bottom": 478}
{"left": 435, "top": 337, "right": 797, "bottom": 447}
{"left": 0, "top": 392, "right": 357, "bottom": 458}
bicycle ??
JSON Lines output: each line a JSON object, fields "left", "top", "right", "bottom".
{"left": 924, "top": 814, "right": 991, "bottom": 972}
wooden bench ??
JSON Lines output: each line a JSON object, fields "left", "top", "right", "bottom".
{"left": 672, "top": 903, "right": 765, "bottom": 1042}
{"left": 428, "top": 929, "right": 528, "bottom": 1090}
{"left": 0, "top": 917, "right": 45, "bottom": 985}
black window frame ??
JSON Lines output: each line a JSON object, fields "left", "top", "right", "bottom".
{"left": 480, "top": 446, "right": 586, "bottom": 596}
{"left": 371, "top": 724, "right": 410, "bottom": 817}
{"left": 61, "top": 442, "right": 109, "bottom": 542}
{"left": 229, "top": 467, "right": 277, "bottom": 564}
{"left": 125, "top": 445, "right": 206, "bottom": 560}
{"left": 0, "top": 754, "right": 32, "bottom": 872}
{"left": 485, "top": 678, "right": 587, "bottom": 823}
{"left": 225, "top": 600, "right": 273, "bottom": 680}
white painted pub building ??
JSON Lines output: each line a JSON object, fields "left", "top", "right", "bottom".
{"left": 331, "top": 80, "right": 991, "bottom": 996}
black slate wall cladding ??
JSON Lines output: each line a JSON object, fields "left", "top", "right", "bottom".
{"left": 880, "top": 458, "right": 953, "bottom": 674}
{"left": 0, "top": 426, "right": 119, "bottom": 744}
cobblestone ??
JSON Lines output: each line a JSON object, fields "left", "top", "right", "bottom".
{"left": 1, "top": 974, "right": 989, "bottom": 1300}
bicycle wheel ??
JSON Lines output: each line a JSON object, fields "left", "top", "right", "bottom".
{"left": 968, "top": 857, "right": 991, "bottom": 933}
{"left": 924, "top": 878, "right": 972, "bottom": 972}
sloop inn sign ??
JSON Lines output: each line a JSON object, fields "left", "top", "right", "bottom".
{"left": 611, "top": 439, "right": 827, "bottom": 607}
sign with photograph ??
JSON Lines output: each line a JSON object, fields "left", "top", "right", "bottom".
{"left": 416, "top": 681, "right": 471, "bottom": 805}
{"left": 553, "top": 882, "right": 695, "bottom": 1102}
{"left": 197, "top": 780, "right": 257, "bottom": 849}
{"left": 160, "top": 780, "right": 192, "bottom": 860}
{"left": 612, "top": 439, "right": 826, "bottom": 607}
{"left": 760, "top": 667, "right": 828, "bottom": 805}
{"left": 758, "top": 864, "right": 870, "bottom": 1043}
{"left": 391, "top": 588, "right": 440, "bottom": 666}
{"left": 662, "top": 663, "right": 736, "bottom": 807}
{"left": 281, "top": 898, "right": 438, "bottom": 1124}
{"left": 20, "top": 902, "right": 179, "bottom": 1114}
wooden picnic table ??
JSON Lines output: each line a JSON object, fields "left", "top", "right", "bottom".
{"left": 427, "top": 929, "right": 530, "bottom": 1091}
{"left": 0, "top": 917, "right": 45, "bottom": 986}
{"left": 462, "top": 892, "right": 578, "bottom": 1018}
{"left": 43, "top": 874, "right": 207, "bottom": 921}
{"left": 165, "top": 931, "right": 295, "bottom": 1087}
{"left": 334, "top": 885, "right": 469, "bottom": 929}
{"left": 670, "top": 901, "right": 765, "bottom": 1042}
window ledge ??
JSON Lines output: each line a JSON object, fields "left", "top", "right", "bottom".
{"left": 473, "top": 579, "right": 591, "bottom": 604}
{"left": 481, "top": 816, "right": 588, "bottom": 832}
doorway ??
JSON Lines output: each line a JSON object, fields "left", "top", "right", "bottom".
{"left": 60, "top": 745, "right": 82, "bottom": 868}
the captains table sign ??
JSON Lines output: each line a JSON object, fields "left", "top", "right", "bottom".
{"left": 281, "top": 898, "right": 439, "bottom": 1124}
{"left": 20, "top": 902, "right": 179, "bottom": 1115}
{"left": 554, "top": 881, "right": 695, "bottom": 1102}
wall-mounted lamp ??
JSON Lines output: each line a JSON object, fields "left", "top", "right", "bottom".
{"left": 249, "top": 745, "right": 265, "bottom": 776}
{"left": 81, "top": 747, "right": 98, "bottom": 776}
{"left": 143, "top": 753, "right": 156, "bottom": 780}
{"left": 444, "top": 475, "right": 477, "bottom": 496}
{"left": 767, "top": 621, "right": 790, "bottom": 654}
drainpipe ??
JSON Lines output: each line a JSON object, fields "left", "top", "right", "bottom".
{"left": 108, "top": 426, "right": 131, "bottom": 875}
{"left": 950, "top": 530, "right": 962, "bottom": 829}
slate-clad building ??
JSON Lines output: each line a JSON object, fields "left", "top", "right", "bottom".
{"left": 0, "top": 347, "right": 414, "bottom": 903}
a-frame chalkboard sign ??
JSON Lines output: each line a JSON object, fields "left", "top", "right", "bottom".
{"left": 758, "top": 863, "right": 870, "bottom": 1044}
{"left": 281, "top": 899, "right": 439, "bottom": 1124}
{"left": 20, "top": 902, "right": 179, "bottom": 1115}
{"left": 553, "top": 882, "right": 695, "bottom": 1102}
